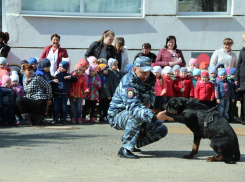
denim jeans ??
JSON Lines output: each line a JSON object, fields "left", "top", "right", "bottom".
{"left": 217, "top": 99, "right": 230, "bottom": 119}
{"left": 69, "top": 98, "right": 83, "bottom": 118}
{"left": 1, "top": 104, "right": 15, "bottom": 125}
{"left": 53, "top": 94, "right": 68, "bottom": 121}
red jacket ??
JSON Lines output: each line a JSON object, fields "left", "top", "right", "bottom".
{"left": 69, "top": 73, "right": 88, "bottom": 99}
{"left": 155, "top": 48, "right": 186, "bottom": 68}
{"left": 174, "top": 76, "right": 194, "bottom": 98}
{"left": 195, "top": 81, "right": 215, "bottom": 101}
{"left": 40, "top": 45, "right": 68, "bottom": 69}
{"left": 162, "top": 75, "right": 174, "bottom": 97}
{"left": 154, "top": 76, "right": 167, "bottom": 96}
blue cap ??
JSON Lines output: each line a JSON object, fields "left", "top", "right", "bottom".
{"left": 28, "top": 57, "right": 37, "bottom": 64}
{"left": 208, "top": 66, "right": 217, "bottom": 74}
{"left": 180, "top": 67, "right": 188, "bottom": 74}
{"left": 41, "top": 58, "right": 51, "bottom": 68}
{"left": 193, "top": 69, "right": 201, "bottom": 76}
{"left": 218, "top": 68, "right": 227, "bottom": 76}
{"left": 229, "top": 68, "right": 236, "bottom": 76}
{"left": 20, "top": 60, "right": 28, "bottom": 65}
{"left": 216, "top": 62, "right": 224, "bottom": 70}
{"left": 59, "top": 61, "right": 69, "bottom": 71}
{"left": 134, "top": 56, "right": 153, "bottom": 72}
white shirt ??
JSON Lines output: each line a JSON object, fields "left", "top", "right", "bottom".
{"left": 47, "top": 48, "right": 58, "bottom": 76}
{"left": 210, "top": 48, "right": 237, "bottom": 69}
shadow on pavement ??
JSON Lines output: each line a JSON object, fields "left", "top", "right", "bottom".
{"left": 140, "top": 150, "right": 245, "bottom": 162}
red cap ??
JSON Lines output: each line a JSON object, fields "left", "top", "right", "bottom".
{"left": 199, "top": 62, "right": 209, "bottom": 70}
{"left": 78, "top": 58, "right": 87, "bottom": 67}
{"left": 201, "top": 71, "right": 209, "bottom": 77}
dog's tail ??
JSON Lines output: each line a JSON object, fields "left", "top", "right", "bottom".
{"left": 223, "top": 149, "right": 240, "bottom": 164}
{"left": 234, "top": 149, "right": 240, "bottom": 162}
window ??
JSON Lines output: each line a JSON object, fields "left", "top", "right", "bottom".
{"left": 0, "top": 0, "right": 2, "bottom": 31}
{"left": 177, "top": 0, "right": 231, "bottom": 16}
{"left": 21, "top": 0, "right": 143, "bottom": 17}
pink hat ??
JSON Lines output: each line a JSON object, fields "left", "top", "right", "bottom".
{"left": 85, "top": 64, "right": 98, "bottom": 75}
{"left": 74, "top": 64, "right": 81, "bottom": 70}
{"left": 226, "top": 68, "right": 230, "bottom": 76}
{"left": 189, "top": 58, "right": 197, "bottom": 67}
{"left": 2, "top": 74, "right": 11, "bottom": 86}
{"left": 87, "top": 56, "right": 98, "bottom": 66}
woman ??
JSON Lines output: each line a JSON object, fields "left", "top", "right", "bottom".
{"left": 155, "top": 35, "right": 186, "bottom": 68}
{"left": 85, "top": 30, "right": 115, "bottom": 62}
{"left": 114, "top": 37, "right": 129, "bottom": 70}
{"left": 16, "top": 64, "right": 52, "bottom": 126}
{"left": 210, "top": 38, "right": 237, "bottom": 69}
{"left": 235, "top": 33, "right": 245, "bottom": 125}
{"left": 40, "top": 34, "right": 68, "bottom": 76}
{"left": 0, "top": 31, "right": 10, "bottom": 58}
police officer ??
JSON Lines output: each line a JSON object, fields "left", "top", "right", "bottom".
{"left": 107, "top": 56, "right": 174, "bottom": 159}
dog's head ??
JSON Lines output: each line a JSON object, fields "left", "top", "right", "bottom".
{"left": 166, "top": 97, "right": 190, "bottom": 115}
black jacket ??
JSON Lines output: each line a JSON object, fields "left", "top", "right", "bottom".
{"left": 85, "top": 41, "right": 115, "bottom": 62}
{"left": 0, "top": 43, "right": 10, "bottom": 58}
{"left": 235, "top": 47, "right": 245, "bottom": 91}
{"left": 133, "top": 52, "right": 157, "bottom": 63}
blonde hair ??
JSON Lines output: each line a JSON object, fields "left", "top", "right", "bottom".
{"left": 223, "top": 38, "right": 234, "bottom": 45}
{"left": 242, "top": 33, "right": 245, "bottom": 38}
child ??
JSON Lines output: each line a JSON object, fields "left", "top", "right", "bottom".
{"left": 162, "top": 66, "right": 174, "bottom": 110}
{"left": 52, "top": 61, "right": 78, "bottom": 125}
{"left": 10, "top": 71, "right": 25, "bottom": 125}
{"left": 19, "top": 60, "right": 28, "bottom": 86}
{"left": 28, "top": 57, "right": 38, "bottom": 72}
{"left": 36, "top": 58, "right": 54, "bottom": 83}
{"left": 174, "top": 67, "right": 194, "bottom": 98}
{"left": 98, "top": 63, "right": 110, "bottom": 122}
{"left": 228, "top": 68, "right": 238, "bottom": 123}
{"left": 69, "top": 64, "right": 89, "bottom": 124}
{"left": 188, "top": 58, "right": 198, "bottom": 70}
{"left": 108, "top": 58, "right": 122, "bottom": 97}
{"left": 54, "top": 57, "right": 71, "bottom": 75}
{"left": 209, "top": 66, "right": 217, "bottom": 85}
{"left": 153, "top": 66, "right": 167, "bottom": 111}
{"left": 87, "top": 56, "right": 99, "bottom": 65}
{"left": 0, "top": 57, "right": 10, "bottom": 80}
{"left": 199, "top": 62, "right": 209, "bottom": 72}
{"left": 216, "top": 62, "right": 224, "bottom": 72}
{"left": 82, "top": 64, "right": 101, "bottom": 122}
{"left": 215, "top": 68, "right": 235, "bottom": 120}
{"left": 195, "top": 71, "right": 215, "bottom": 108}
{"left": 0, "top": 74, "right": 17, "bottom": 126}
{"left": 192, "top": 69, "right": 201, "bottom": 88}
{"left": 171, "top": 65, "right": 180, "bottom": 81}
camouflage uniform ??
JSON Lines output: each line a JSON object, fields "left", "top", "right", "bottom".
{"left": 107, "top": 68, "right": 168, "bottom": 151}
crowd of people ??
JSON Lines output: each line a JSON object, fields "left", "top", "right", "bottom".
{"left": 0, "top": 30, "right": 245, "bottom": 126}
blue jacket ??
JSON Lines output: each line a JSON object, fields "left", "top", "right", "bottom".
{"left": 0, "top": 87, "right": 17, "bottom": 106}
{"left": 228, "top": 77, "right": 238, "bottom": 100}
{"left": 107, "top": 69, "right": 156, "bottom": 123}
{"left": 215, "top": 78, "right": 235, "bottom": 100}
{"left": 35, "top": 66, "right": 53, "bottom": 83}
{"left": 53, "top": 71, "right": 78, "bottom": 94}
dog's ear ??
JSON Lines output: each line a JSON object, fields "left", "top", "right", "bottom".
{"left": 187, "top": 100, "right": 209, "bottom": 110}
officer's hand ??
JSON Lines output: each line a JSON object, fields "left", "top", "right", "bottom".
{"left": 144, "top": 102, "right": 151, "bottom": 108}
{"left": 157, "top": 110, "right": 174, "bottom": 121}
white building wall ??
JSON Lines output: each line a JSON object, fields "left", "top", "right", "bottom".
{"left": 5, "top": 0, "right": 245, "bottom": 69}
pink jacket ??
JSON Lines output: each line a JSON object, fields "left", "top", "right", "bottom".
{"left": 12, "top": 83, "right": 25, "bottom": 97}
{"left": 155, "top": 48, "right": 186, "bottom": 68}
{"left": 40, "top": 45, "right": 68, "bottom": 70}
{"left": 154, "top": 76, "right": 167, "bottom": 96}
{"left": 86, "top": 75, "right": 102, "bottom": 101}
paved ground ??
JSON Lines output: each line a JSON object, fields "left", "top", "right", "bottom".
{"left": 0, "top": 121, "right": 244, "bottom": 182}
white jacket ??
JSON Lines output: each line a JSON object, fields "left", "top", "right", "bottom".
{"left": 119, "top": 47, "right": 129, "bottom": 70}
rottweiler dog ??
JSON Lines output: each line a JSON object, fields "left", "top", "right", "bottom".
{"left": 159, "top": 97, "right": 240, "bottom": 164}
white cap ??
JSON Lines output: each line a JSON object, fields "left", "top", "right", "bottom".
{"left": 153, "top": 66, "right": 162, "bottom": 74}
{"left": 162, "top": 66, "right": 172, "bottom": 74}
{"left": 62, "top": 57, "right": 70, "bottom": 63}
{"left": 10, "top": 71, "right": 19, "bottom": 83}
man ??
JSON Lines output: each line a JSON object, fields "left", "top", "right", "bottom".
{"left": 134, "top": 43, "right": 157, "bottom": 63}
{"left": 107, "top": 56, "right": 174, "bottom": 159}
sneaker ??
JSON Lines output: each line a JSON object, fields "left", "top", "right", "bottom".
{"left": 70, "top": 118, "right": 76, "bottom": 124}
{"left": 77, "top": 118, "right": 82, "bottom": 124}
{"left": 90, "top": 117, "right": 96, "bottom": 123}
{"left": 81, "top": 118, "right": 86, "bottom": 123}
{"left": 242, "top": 121, "right": 245, "bottom": 125}
{"left": 62, "top": 120, "right": 67, "bottom": 125}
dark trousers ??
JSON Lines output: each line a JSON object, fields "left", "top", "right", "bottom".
{"left": 14, "top": 105, "right": 22, "bottom": 120}
{"left": 199, "top": 100, "right": 213, "bottom": 109}
{"left": 1, "top": 104, "right": 15, "bottom": 125}
{"left": 53, "top": 94, "right": 68, "bottom": 121}
{"left": 16, "top": 97, "right": 47, "bottom": 115}
{"left": 228, "top": 99, "right": 237, "bottom": 121}
{"left": 82, "top": 100, "right": 97, "bottom": 118}
{"left": 154, "top": 96, "right": 164, "bottom": 111}
{"left": 99, "top": 98, "right": 110, "bottom": 117}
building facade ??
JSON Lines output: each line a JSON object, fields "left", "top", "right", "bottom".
{"left": 3, "top": 0, "right": 245, "bottom": 68}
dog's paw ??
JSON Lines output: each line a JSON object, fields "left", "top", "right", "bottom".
{"left": 183, "top": 155, "right": 194, "bottom": 159}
